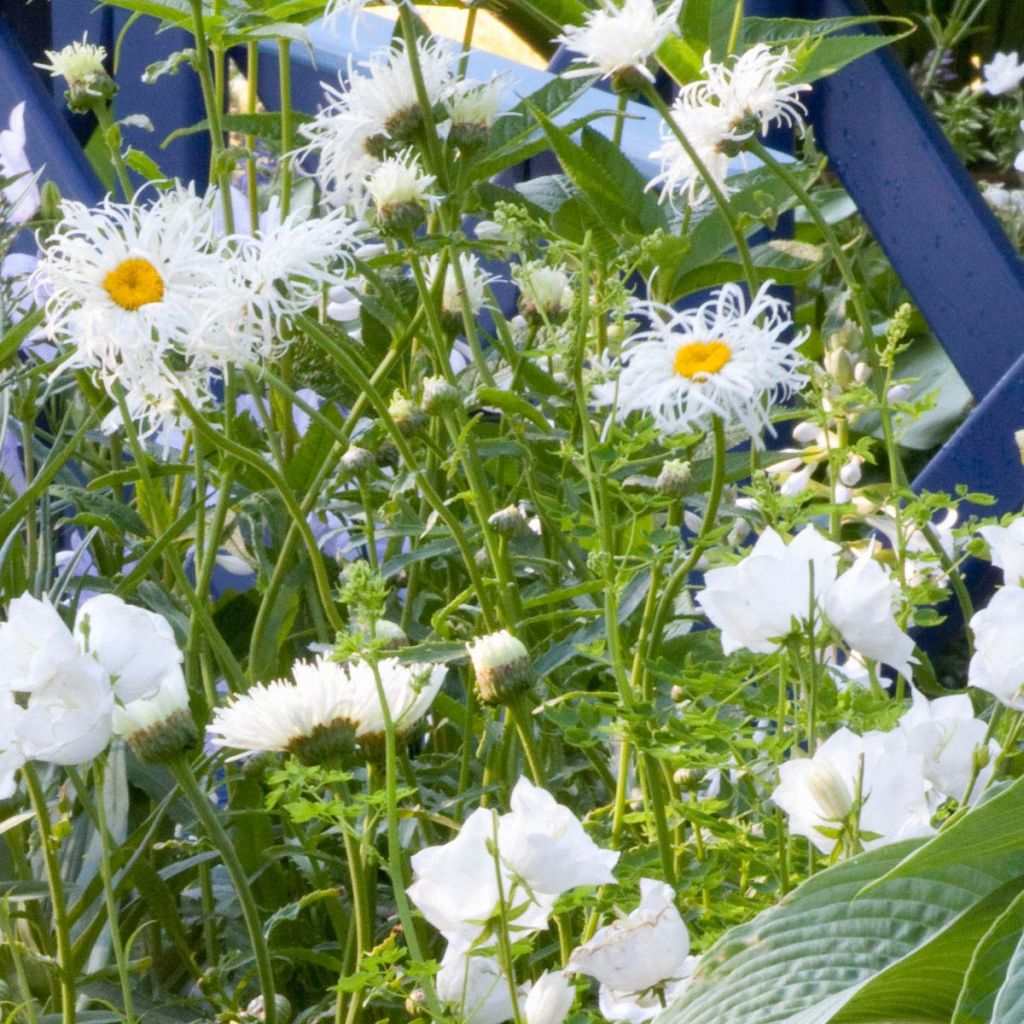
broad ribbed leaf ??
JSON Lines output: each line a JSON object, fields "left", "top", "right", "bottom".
{"left": 659, "top": 777, "right": 1024, "bottom": 1024}
{"left": 952, "top": 888, "right": 1024, "bottom": 1024}
{"left": 991, "top": 927, "right": 1024, "bottom": 1022}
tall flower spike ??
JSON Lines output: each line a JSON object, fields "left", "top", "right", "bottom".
{"left": 593, "top": 281, "right": 807, "bottom": 442}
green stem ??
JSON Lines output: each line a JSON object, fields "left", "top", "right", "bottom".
{"left": 92, "top": 102, "right": 134, "bottom": 200}
{"left": 93, "top": 758, "right": 135, "bottom": 1024}
{"left": 170, "top": 756, "right": 277, "bottom": 1024}
{"left": 23, "top": 765, "right": 75, "bottom": 1024}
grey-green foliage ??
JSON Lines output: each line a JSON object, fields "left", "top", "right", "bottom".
{"left": 658, "top": 776, "right": 1024, "bottom": 1024}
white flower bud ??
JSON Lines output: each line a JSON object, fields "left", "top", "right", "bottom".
{"left": 524, "top": 972, "right": 574, "bottom": 1024}
{"left": 792, "top": 420, "right": 820, "bottom": 445}
{"left": 727, "top": 518, "right": 751, "bottom": 546}
{"left": 838, "top": 455, "right": 863, "bottom": 488}
{"left": 467, "top": 630, "right": 533, "bottom": 705}
{"left": 887, "top": 384, "right": 912, "bottom": 404}
{"left": 853, "top": 361, "right": 872, "bottom": 384}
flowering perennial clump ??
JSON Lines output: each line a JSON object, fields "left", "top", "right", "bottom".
{"left": 2, "top": 6, "right": 1023, "bottom": 1024}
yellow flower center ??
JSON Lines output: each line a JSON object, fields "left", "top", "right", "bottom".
{"left": 103, "top": 258, "right": 165, "bottom": 311}
{"left": 673, "top": 340, "right": 731, "bottom": 379}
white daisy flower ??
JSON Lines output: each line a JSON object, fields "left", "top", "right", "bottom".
{"left": 556, "top": 0, "right": 682, "bottom": 84}
{"left": 200, "top": 201, "right": 360, "bottom": 366}
{"left": 36, "top": 36, "right": 113, "bottom": 106}
{"left": 207, "top": 656, "right": 444, "bottom": 763}
{"left": 207, "top": 656, "right": 370, "bottom": 764}
{"left": 647, "top": 99, "right": 738, "bottom": 206}
{"left": 34, "top": 187, "right": 224, "bottom": 429}
{"left": 649, "top": 45, "right": 808, "bottom": 207}
{"left": 297, "top": 37, "right": 456, "bottom": 208}
{"left": 425, "top": 251, "right": 498, "bottom": 319}
{"left": 365, "top": 150, "right": 439, "bottom": 230}
{"left": 692, "top": 44, "right": 808, "bottom": 134}
{"left": 593, "top": 281, "right": 807, "bottom": 441}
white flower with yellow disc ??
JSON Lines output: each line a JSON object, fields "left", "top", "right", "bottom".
{"left": 34, "top": 187, "right": 223, "bottom": 426}
{"left": 594, "top": 281, "right": 806, "bottom": 441}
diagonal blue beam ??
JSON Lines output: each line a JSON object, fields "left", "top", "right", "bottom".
{"left": 794, "top": 0, "right": 1024, "bottom": 402}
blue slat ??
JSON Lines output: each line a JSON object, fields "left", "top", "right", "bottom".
{"left": 796, "top": 0, "right": 1024, "bottom": 401}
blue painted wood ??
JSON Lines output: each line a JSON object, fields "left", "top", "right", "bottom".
{"left": 798, "top": 0, "right": 1024, "bottom": 403}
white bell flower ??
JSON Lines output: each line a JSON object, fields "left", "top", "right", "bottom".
{"left": 898, "top": 690, "right": 995, "bottom": 806}
{"left": 436, "top": 939, "right": 526, "bottom": 1024}
{"left": 772, "top": 727, "right": 934, "bottom": 856}
{"left": 523, "top": 971, "right": 574, "bottom": 1024}
{"left": 0, "top": 102, "right": 40, "bottom": 225}
{"left": 598, "top": 967, "right": 694, "bottom": 1023}
{"left": 969, "top": 586, "right": 1024, "bottom": 710}
{"left": 75, "top": 593, "right": 183, "bottom": 703}
{"left": 821, "top": 552, "right": 916, "bottom": 679}
{"left": 979, "top": 518, "right": 1024, "bottom": 586}
{"left": 17, "top": 654, "right": 114, "bottom": 766}
{"left": 408, "top": 806, "right": 556, "bottom": 944}
{"left": 0, "top": 692, "right": 26, "bottom": 800}
{"left": 696, "top": 525, "right": 840, "bottom": 654}
{"left": 566, "top": 878, "right": 690, "bottom": 994}
{"left": 497, "top": 776, "right": 620, "bottom": 895}
{"left": 0, "top": 593, "right": 80, "bottom": 692}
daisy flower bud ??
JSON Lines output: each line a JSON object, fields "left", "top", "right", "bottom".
{"left": 113, "top": 667, "right": 198, "bottom": 764}
{"left": 37, "top": 36, "right": 115, "bottom": 112}
{"left": 421, "top": 375, "right": 462, "bottom": 416}
{"left": 340, "top": 445, "right": 376, "bottom": 478}
{"left": 513, "top": 262, "right": 574, "bottom": 324}
{"left": 656, "top": 459, "right": 693, "bottom": 497}
{"left": 467, "top": 630, "right": 533, "bottom": 705}
{"left": 389, "top": 390, "right": 427, "bottom": 436}
{"left": 447, "top": 78, "right": 505, "bottom": 151}
{"left": 366, "top": 151, "right": 438, "bottom": 234}
{"left": 488, "top": 503, "right": 528, "bottom": 537}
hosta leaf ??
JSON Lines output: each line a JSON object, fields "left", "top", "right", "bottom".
{"left": 952, "top": 887, "right": 1024, "bottom": 1024}
{"left": 661, "top": 776, "right": 1024, "bottom": 1024}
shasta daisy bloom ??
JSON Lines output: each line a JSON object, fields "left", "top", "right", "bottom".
{"left": 207, "top": 657, "right": 370, "bottom": 765}
{"left": 447, "top": 77, "right": 507, "bottom": 149}
{"left": 556, "top": 0, "right": 682, "bottom": 85}
{"left": 647, "top": 99, "right": 738, "bottom": 206}
{"left": 36, "top": 36, "right": 114, "bottom": 109}
{"left": 297, "top": 38, "right": 455, "bottom": 207}
{"left": 693, "top": 44, "right": 809, "bottom": 135}
{"left": 336, "top": 656, "right": 446, "bottom": 746}
{"left": 649, "top": 45, "right": 808, "bottom": 206}
{"left": 200, "top": 204, "right": 360, "bottom": 366}
{"left": 365, "top": 150, "right": 439, "bottom": 231}
{"left": 594, "top": 281, "right": 807, "bottom": 441}
{"left": 34, "top": 188, "right": 223, "bottom": 427}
